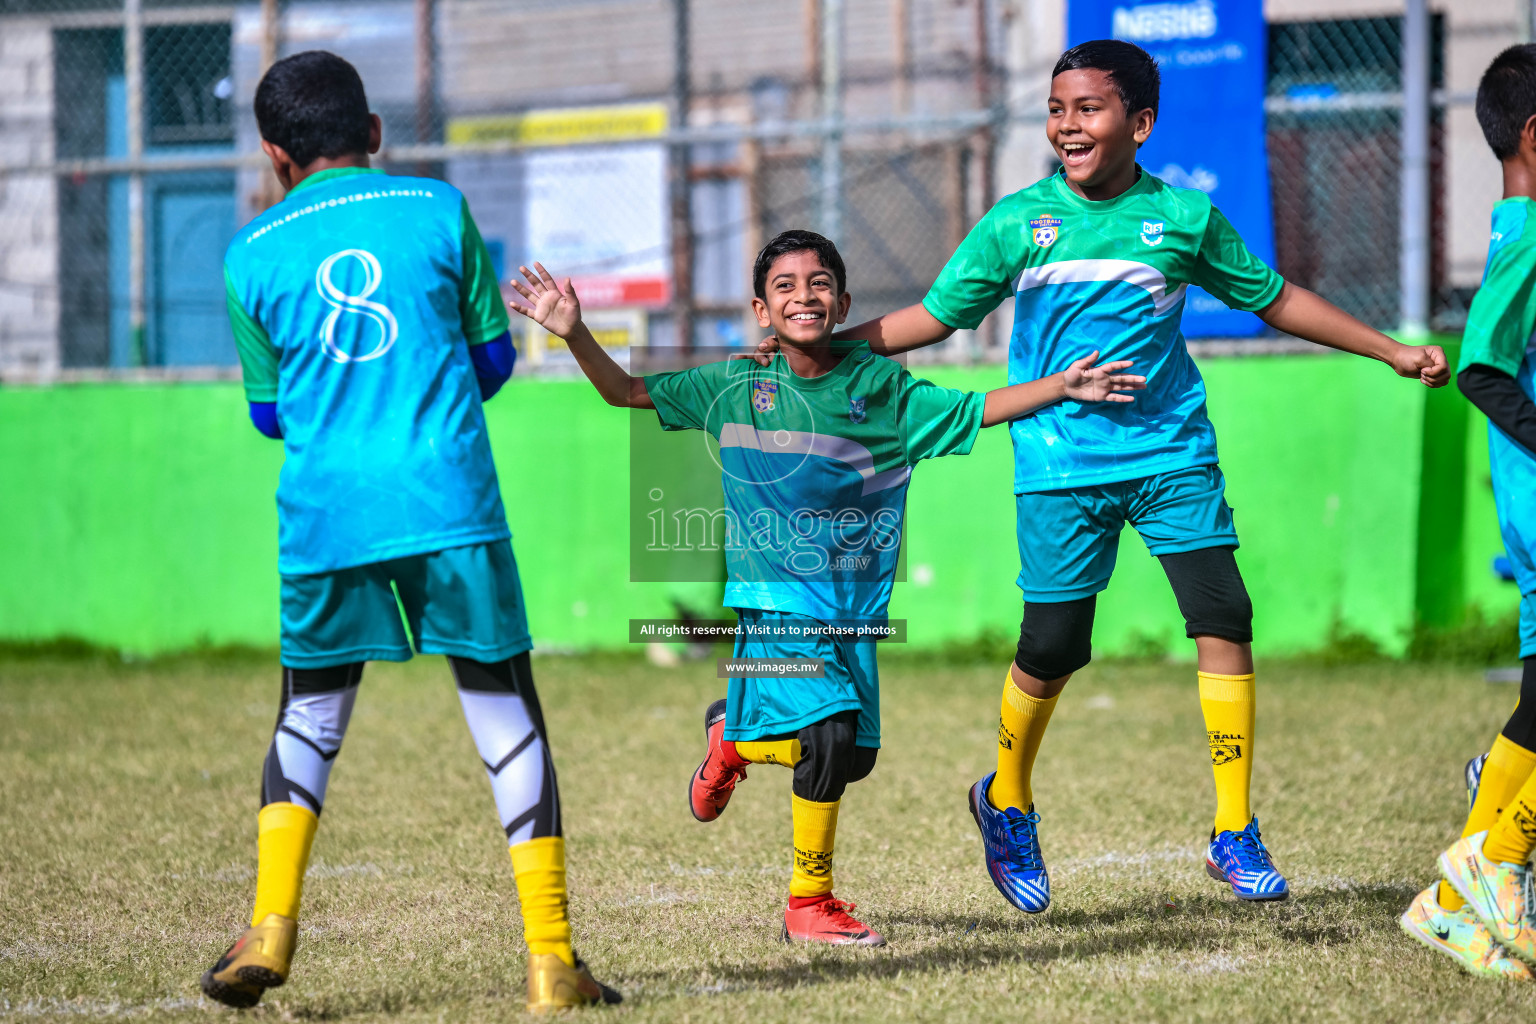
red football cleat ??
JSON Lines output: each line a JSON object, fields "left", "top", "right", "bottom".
{"left": 782, "top": 895, "right": 886, "bottom": 946}
{"left": 689, "top": 698, "right": 748, "bottom": 822}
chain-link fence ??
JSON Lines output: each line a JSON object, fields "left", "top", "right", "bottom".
{"left": 0, "top": 0, "right": 1008, "bottom": 376}
{"left": 1265, "top": 12, "right": 1473, "bottom": 332}
{"left": 0, "top": 0, "right": 1517, "bottom": 379}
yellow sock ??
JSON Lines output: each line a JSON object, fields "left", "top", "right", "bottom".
{"left": 987, "top": 672, "right": 1057, "bottom": 812}
{"left": 1482, "top": 738, "right": 1536, "bottom": 865}
{"left": 510, "top": 836, "right": 575, "bottom": 968}
{"left": 1439, "top": 734, "right": 1536, "bottom": 909}
{"left": 734, "top": 738, "right": 801, "bottom": 768}
{"left": 251, "top": 802, "right": 318, "bottom": 925}
{"left": 789, "top": 795, "right": 838, "bottom": 898}
{"left": 1199, "top": 672, "right": 1255, "bottom": 834}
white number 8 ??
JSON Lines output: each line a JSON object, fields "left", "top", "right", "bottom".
{"left": 315, "top": 248, "right": 399, "bottom": 363}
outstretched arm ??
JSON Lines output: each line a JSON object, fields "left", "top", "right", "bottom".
{"left": 981, "top": 352, "right": 1145, "bottom": 427}
{"left": 1257, "top": 281, "right": 1449, "bottom": 387}
{"left": 833, "top": 303, "right": 956, "bottom": 355}
{"left": 507, "top": 263, "right": 653, "bottom": 409}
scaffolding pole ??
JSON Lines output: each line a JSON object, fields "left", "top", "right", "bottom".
{"left": 1399, "top": 0, "right": 1430, "bottom": 338}
{"left": 819, "top": 0, "right": 843, "bottom": 244}
{"left": 669, "top": 0, "right": 693, "bottom": 350}
{"left": 125, "top": 0, "right": 146, "bottom": 366}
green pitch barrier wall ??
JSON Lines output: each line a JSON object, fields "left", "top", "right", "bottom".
{"left": 0, "top": 347, "right": 1515, "bottom": 658}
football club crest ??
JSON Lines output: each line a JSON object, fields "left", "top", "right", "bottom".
{"left": 1029, "top": 215, "right": 1061, "bottom": 248}
{"left": 848, "top": 396, "right": 866, "bottom": 424}
{"left": 1140, "top": 220, "right": 1165, "bottom": 246}
{"left": 752, "top": 380, "right": 778, "bottom": 412}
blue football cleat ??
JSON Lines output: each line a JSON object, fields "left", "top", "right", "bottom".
{"left": 1205, "top": 818, "right": 1290, "bottom": 901}
{"left": 968, "top": 772, "right": 1050, "bottom": 913}
{"left": 1466, "top": 752, "right": 1489, "bottom": 810}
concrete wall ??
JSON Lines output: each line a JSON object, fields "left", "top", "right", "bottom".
{"left": 0, "top": 20, "right": 58, "bottom": 376}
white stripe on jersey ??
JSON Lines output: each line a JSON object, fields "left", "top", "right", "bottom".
{"left": 717, "top": 423, "right": 911, "bottom": 496}
{"left": 1016, "top": 259, "right": 1188, "bottom": 316}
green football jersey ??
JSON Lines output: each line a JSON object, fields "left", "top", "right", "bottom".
{"left": 644, "top": 341, "right": 983, "bottom": 622}
{"left": 923, "top": 167, "right": 1283, "bottom": 493}
{"left": 1459, "top": 197, "right": 1536, "bottom": 601}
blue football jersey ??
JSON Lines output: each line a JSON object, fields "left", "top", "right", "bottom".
{"left": 224, "top": 168, "right": 509, "bottom": 574}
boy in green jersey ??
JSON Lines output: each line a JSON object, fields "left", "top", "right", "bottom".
{"left": 758, "top": 39, "right": 1448, "bottom": 910}
{"left": 1401, "top": 43, "right": 1536, "bottom": 981}
{"left": 508, "top": 229, "right": 1143, "bottom": 944}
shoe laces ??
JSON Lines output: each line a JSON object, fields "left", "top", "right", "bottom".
{"left": 1224, "top": 823, "right": 1272, "bottom": 873}
{"left": 700, "top": 756, "right": 746, "bottom": 791}
{"left": 1004, "top": 809, "right": 1044, "bottom": 872}
{"left": 820, "top": 897, "right": 862, "bottom": 927}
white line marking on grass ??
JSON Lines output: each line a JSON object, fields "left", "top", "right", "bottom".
{"left": 2, "top": 996, "right": 212, "bottom": 1018}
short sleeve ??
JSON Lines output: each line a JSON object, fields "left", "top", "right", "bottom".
{"left": 460, "top": 199, "right": 512, "bottom": 345}
{"left": 1460, "top": 241, "right": 1536, "bottom": 378}
{"left": 1188, "top": 205, "right": 1284, "bottom": 312}
{"left": 225, "top": 266, "right": 278, "bottom": 402}
{"left": 922, "top": 204, "right": 1020, "bottom": 331}
{"left": 898, "top": 374, "right": 985, "bottom": 464}
{"left": 644, "top": 361, "right": 734, "bottom": 433}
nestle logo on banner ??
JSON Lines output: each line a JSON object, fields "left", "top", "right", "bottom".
{"left": 1112, "top": 0, "right": 1217, "bottom": 42}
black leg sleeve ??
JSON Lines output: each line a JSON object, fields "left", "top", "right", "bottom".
{"left": 791, "top": 711, "right": 859, "bottom": 803}
{"left": 1501, "top": 658, "right": 1536, "bottom": 751}
{"left": 1158, "top": 545, "right": 1254, "bottom": 643}
{"left": 1015, "top": 596, "right": 1096, "bottom": 679}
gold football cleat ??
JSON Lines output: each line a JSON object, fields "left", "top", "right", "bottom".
{"left": 526, "top": 953, "right": 622, "bottom": 1012}
{"left": 199, "top": 914, "right": 297, "bottom": 1008}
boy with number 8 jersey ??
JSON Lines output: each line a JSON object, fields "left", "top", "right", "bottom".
{"left": 755, "top": 40, "right": 1449, "bottom": 913}
{"left": 202, "top": 51, "right": 618, "bottom": 1012}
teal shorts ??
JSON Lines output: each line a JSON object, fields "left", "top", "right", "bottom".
{"left": 280, "top": 540, "right": 532, "bottom": 669}
{"left": 1016, "top": 465, "right": 1238, "bottom": 602}
{"left": 724, "top": 609, "right": 881, "bottom": 748}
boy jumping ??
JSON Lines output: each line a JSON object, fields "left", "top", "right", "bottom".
{"left": 758, "top": 40, "right": 1447, "bottom": 912}
{"left": 1400, "top": 43, "right": 1536, "bottom": 982}
{"left": 199, "top": 51, "right": 618, "bottom": 1011}
{"left": 509, "top": 229, "right": 1143, "bottom": 944}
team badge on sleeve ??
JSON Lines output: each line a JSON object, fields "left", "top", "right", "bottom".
{"left": 1140, "top": 221, "right": 1165, "bottom": 246}
{"left": 752, "top": 380, "right": 778, "bottom": 412}
{"left": 1029, "top": 216, "right": 1061, "bottom": 248}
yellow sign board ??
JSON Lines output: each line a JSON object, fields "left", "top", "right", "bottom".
{"left": 447, "top": 103, "right": 669, "bottom": 146}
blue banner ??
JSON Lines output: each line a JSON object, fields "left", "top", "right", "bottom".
{"left": 1067, "top": 0, "right": 1274, "bottom": 337}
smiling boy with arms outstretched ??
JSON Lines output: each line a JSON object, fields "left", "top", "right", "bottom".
{"left": 763, "top": 40, "right": 1449, "bottom": 913}
{"left": 509, "top": 230, "right": 1142, "bottom": 944}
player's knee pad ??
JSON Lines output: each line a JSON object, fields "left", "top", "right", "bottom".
{"left": 1014, "top": 597, "right": 1096, "bottom": 680}
{"left": 262, "top": 663, "right": 363, "bottom": 813}
{"left": 847, "top": 746, "right": 878, "bottom": 785}
{"left": 450, "top": 653, "right": 561, "bottom": 843}
{"left": 1159, "top": 546, "right": 1253, "bottom": 642}
{"left": 792, "top": 711, "right": 859, "bottom": 803}
{"left": 1502, "top": 658, "right": 1536, "bottom": 751}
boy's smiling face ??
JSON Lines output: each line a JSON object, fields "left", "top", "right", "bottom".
{"left": 1047, "top": 68, "right": 1155, "bottom": 194}
{"left": 752, "top": 249, "right": 851, "bottom": 350}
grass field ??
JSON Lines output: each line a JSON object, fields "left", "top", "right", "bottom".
{"left": 5, "top": 652, "right": 1536, "bottom": 1023}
